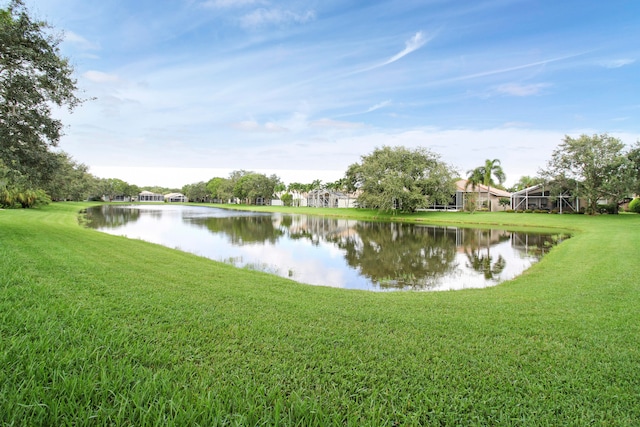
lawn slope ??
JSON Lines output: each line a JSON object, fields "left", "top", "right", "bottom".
{"left": 1, "top": 203, "right": 639, "bottom": 426}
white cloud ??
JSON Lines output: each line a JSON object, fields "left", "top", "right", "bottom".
{"left": 82, "top": 70, "right": 120, "bottom": 83}
{"left": 63, "top": 31, "right": 100, "bottom": 51}
{"left": 365, "top": 100, "right": 392, "bottom": 113}
{"left": 383, "top": 31, "right": 429, "bottom": 65}
{"left": 231, "top": 120, "right": 288, "bottom": 132}
{"left": 355, "top": 31, "right": 432, "bottom": 74}
{"left": 200, "top": 0, "right": 264, "bottom": 8}
{"left": 240, "top": 8, "right": 316, "bottom": 28}
{"left": 310, "top": 118, "right": 365, "bottom": 129}
{"left": 496, "top": 83, "right": 550, "bottom": 97}
{"left": 600, "top": 58, "right": 635, "bottom": 69}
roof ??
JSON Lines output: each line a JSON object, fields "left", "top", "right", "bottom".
{"left": 511, "top": 184, "right": 544, "bottom": 196}
{"left": 455, "top": 179, "right": 511, "bottom": 197}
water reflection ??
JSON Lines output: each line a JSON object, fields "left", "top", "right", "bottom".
{"left": 84, "top": 205, "right": 566, "bottom": 291}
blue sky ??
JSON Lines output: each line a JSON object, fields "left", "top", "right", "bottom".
{"left": 25, "top": 0, "right": 640, "bottom": 187}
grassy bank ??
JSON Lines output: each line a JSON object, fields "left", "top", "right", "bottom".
{"left": 1, "top": 203, "right": 639, "bottom": 425}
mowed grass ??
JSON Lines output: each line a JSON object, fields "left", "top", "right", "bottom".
{"left": 1, "top": 203, "right": 639, "bottom": 426}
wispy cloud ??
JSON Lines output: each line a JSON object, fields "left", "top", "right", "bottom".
{"left": 310, "top": 118, "right": 364, "bottom": 129}
{"left": 240, "top": 8, "right": 316, "bottom": 29}
{"left": 83, "top": 70, "right": 120, "bottom": 84}
{"left": 64, "top": 31, "right": 100, "bottom": 51}
{"left": 231, "top": 120, "right": 288, "bottom": 132}
{"left": 600, "top": 58, "right": 635, "bottom": 69}
{"left": 496, "top": 83, "right": 550, "bottom": 96}
{"left": 358, "top": 31, "right": 431, "bottom": 73}
{"left": 383, "top": 31, "right": 429, "bottom": 66}
{"left": 436, "top": 53, "right": 586, "bottom": 85}
{"left": 200, "top": 0, "right": 265, "bottom": 8}
{"left": 365, "top": 100, "right": 392, "bottom": 113}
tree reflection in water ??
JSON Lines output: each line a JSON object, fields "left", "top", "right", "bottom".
{"left": 328, "top": 222, "right": 460, "bottom": 290}
{"left": 84, "top": 205, "right": 567, "bottom": 291}
{"left": 463, "top": 229, "right": 509, "bottom": 280}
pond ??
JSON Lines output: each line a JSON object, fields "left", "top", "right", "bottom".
{"left": 84, "top": 204, "right": 566, "bottom": 291}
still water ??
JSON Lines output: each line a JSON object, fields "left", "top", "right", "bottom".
{"left": 84, "top": 204, "right": 565, "bottom": 291}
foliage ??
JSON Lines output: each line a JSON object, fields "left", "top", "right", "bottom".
{"left": 206, "top": 171, "right": 281, "bottom": 204}
{"left": 629, "top": 142, "right": 640, "bottom": 195}
{"left": 0, "top": 186, "right": 50, "bottom": 208}
{"left": 0, "top": 159, "right": 50, "bottom": 207}
{"left": 542, "top": 133, "right": 635, "bottom": 214}
{"left": 466, "top": 159, "right": 506, "bottom": 211}
{"left": 280, "top": 192, "right": 293, "bottom": 206}
{"left": 95, "top": 178, "right": 138, "bottom": 201}
{"left": 629, "top": 198, "right": 640, "bottom": 213}
{"left": 498, "top": 197, "right": 511, "bottom": 209}
{"left": 597, "top": 203, "right": 618, "bottom": 215}
{"left": 206, "top": 177, "right": 231, "bottom": 202}
{"left": 509, "top": 175, "right": 544, "bottom": 192}
{"left": 0, "top": 0, "right": 82, "bottom": 189}
{"left": 182, "top": 181, "right": 209, "bottom": 202}
{"left": 43, "top": 152, "right": 100, "bottom": 201}
{"left": 232, "top": 171, "right": 281, "bottom": 204}
{"left": 345, "top": 146, "right": 456, "bottom": 213}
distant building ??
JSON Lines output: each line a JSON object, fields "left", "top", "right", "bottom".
{"left": 164, "top": 193, "right": 188, "bottom": 203}
{"left": 138, "top": 191, "right": 164, "bottom": 202}
{"left": 306, "top": 189, "right": 357, "bottom": 208}
{"left": 511, "top": 184, "right": 581, "bottom": 213}
{"left": 427, "top": 180, "right": 511, "bottom": 211}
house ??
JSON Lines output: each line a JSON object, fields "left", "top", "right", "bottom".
{"left": 101, "top": 194, "right": 132, "bottom": 202}
{"left": 138, "top": 191, "right": 164, "bottom": 202}
{"left": 164, "top": 193, "right": 188, "bottom": 203}
{"left": 306, "top": 189, "right": 357, "bottom": 208}
{"left": 428, "top": 180, "right": 511, "bottom": 211}
{"left": 511, "top": 184, "right": 581, "bottom": 213}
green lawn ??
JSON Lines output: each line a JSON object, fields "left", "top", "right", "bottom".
{"left": 1, "top": 203, "right": 639, "bottom": 426}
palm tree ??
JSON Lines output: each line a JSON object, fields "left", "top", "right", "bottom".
{"left": 467, "top": 159, "right": 506, "bottom": 211}
{"left": 465, "top": 167, "right": 484, "bottom": 212}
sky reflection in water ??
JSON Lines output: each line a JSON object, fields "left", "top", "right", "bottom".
{"left": 85, "top": 204, "right": 564, "bottom": 291}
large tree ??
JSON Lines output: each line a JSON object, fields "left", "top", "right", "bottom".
{"left": 345, "top": 146, "right": 456, "bottom": 213}
{"left": 542, "top": 133, "right": 635, "bottom": 214}
{"left": 628, "top": 142, "right": 640, "bottom": 195}
{"left": 44, "top": 152, "right": 99, "bottom": 201}
{"left": 0, "top": 0, "right": 82, "bottom": 188}
{"left": 182, "top": 181, "right": 209, "bottom": 203}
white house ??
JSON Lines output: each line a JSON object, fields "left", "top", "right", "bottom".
{"left": 164, "top": 193, "right": 188, "bottom": 203}
{"left": 138, "top": 191, "right": 164, "bottom": 202}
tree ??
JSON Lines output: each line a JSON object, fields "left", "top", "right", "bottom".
{"left": 182, "top": 181, "right": 209, "bottom": 202}
{"left": 467, "top": 159, "right": 506, "bottom": 210}
{"left": 100, "top": 178, "right": 129, "bottom": 201}
{"left": 465, "top": 167, "right": 484, "bottom": 212}
{"left": 44, "top": 152, "right": 98, "bottom": 201}
{"left": 542, "top": 134, "right": 634, "bottom": 214}
{"left": 509, "top": 175, "right": 544, "bottom": 192}
{"left": 280, "top": 192, "right": 293, "bottom": 206}
{"left": 229, "top": 171, "right": 281, "bottom": 205}
{"left": 345, "top": 146, "right": 456, "bottom": 213}
{"left": 628, "top": 142, "right": 640, "bottom": 195}
{"left": 207, "top": 177, "right": 230, "bottom": 202}
{"left": 0, "top": 0, "right": 82, "bottom": 189}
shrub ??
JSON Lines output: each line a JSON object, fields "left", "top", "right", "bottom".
{"left": 597, "top": 203, "right": 618, "bottom": 214}
{"left": 629, "top": 198, "right": 640, "bottom": 213}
